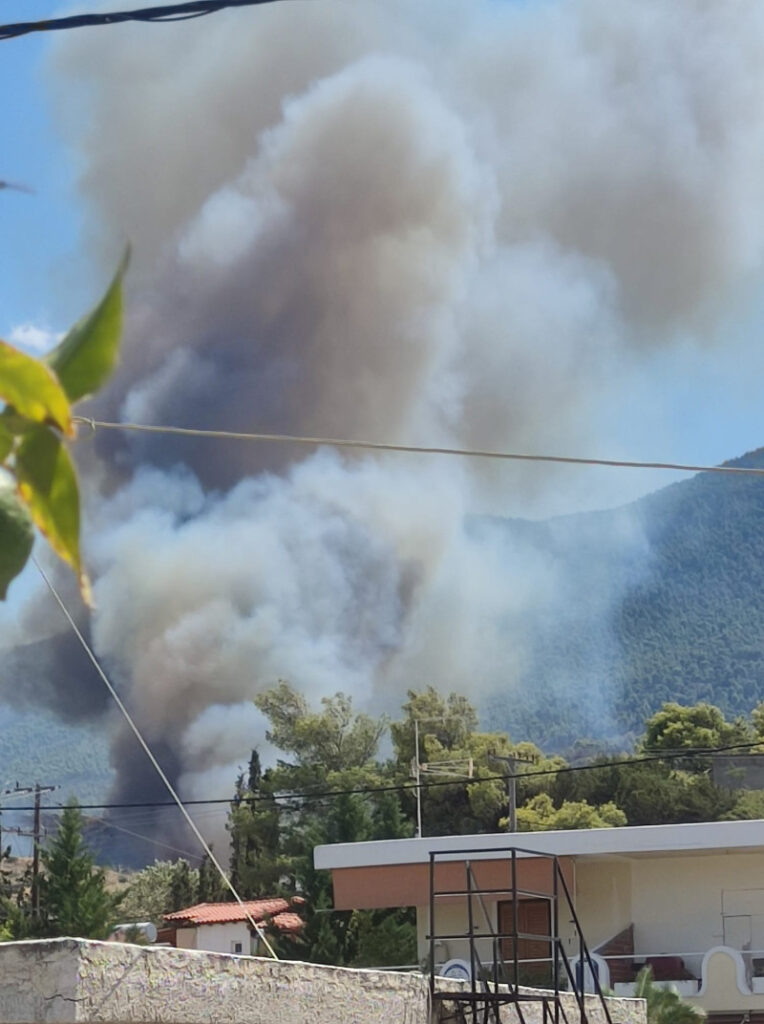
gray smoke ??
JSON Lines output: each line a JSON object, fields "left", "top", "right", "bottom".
{"left": 8, "top": 0, "right": 764, "bottom": 810}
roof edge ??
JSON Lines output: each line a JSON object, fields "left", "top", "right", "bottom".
{"left": 314, "top": 818, "right": 764, "bottom": 871}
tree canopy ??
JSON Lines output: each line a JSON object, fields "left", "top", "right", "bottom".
{"left": 6, "top": 689, "right": 761, "bottom": 969}
{"left": 214, "top": 686, "right": 764, "bottom": 966}
{"left": 1, "top": 800, "right": 121, "bottom": 940}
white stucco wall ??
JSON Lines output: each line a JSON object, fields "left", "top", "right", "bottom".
{"left": 417, "top": 899, "right": 500, "bottom": 966}
{"left": 628, "top": 853, "right": 764, "bottom": 976}
{"left": 571, "top": 849, "right": 764, "bottom": 1013}
{"left": 0, "top": 938, "right": 643, "bottom": 1024}
{"left": 574, "top": 859, "right": 633, "bottom": 951}
{"left": 192, "top": 921, "right": 253, "bottom": 955}
{"left": 0, "top": 938, "right": 429, "bottom": 1024}
{"left": 573, "top": 851, "right": 764, "bottom": 983}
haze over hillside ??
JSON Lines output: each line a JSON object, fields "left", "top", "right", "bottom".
{"left": 3, "top": 448, "right": 764, "bottom": 806}
{"left": 487, "top": 448, "right": 764, "bottom": 749}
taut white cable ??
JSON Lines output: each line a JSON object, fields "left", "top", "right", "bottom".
{"left": 33, "top": 556, "right": 279, "bottom": 960}
{"left": 73, "top": 417, "right": 764, "bottom": 477}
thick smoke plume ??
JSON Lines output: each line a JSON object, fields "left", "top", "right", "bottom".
{"left": 7, "top": 0, "right": 764, "bottom": 816}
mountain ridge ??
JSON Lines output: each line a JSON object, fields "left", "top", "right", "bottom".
{"left": 488, "top": 446, "right": 764, "bottom": 747}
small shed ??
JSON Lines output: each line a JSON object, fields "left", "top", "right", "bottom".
{"left": 160, "top": 898, "right": 304, "bottom": 955}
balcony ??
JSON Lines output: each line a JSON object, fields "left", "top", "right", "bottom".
{"left": 574, "top": 924, "right": 764, "bottom": 1004}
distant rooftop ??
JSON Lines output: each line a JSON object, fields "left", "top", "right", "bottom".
{"left": 164, "top": 899, "right": 303, "bottom": 933}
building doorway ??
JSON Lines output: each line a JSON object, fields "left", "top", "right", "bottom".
{"left": 499, "top": 898, "right": 552, "bottom": 987}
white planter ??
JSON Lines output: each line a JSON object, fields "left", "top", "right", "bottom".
{"left": 613, "top": 979, "right": 698, "bottom": 997}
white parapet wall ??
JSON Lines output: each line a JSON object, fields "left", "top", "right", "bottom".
{"left": 0, "top": 939, "right": 429, "bottom": 1024}
{"left": 0, "top": 939, "right": 646, "bottom": 1024}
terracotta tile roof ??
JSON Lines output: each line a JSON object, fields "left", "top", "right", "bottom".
{"left": 270, "top": 912, "right": 304, "bottom": 934}
{"left": 164, "top": 899, "right": 303, "bottom": 931}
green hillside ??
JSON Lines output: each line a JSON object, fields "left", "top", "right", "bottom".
{"left": 0, "top": 707, "right": 112, "bottom": 805}
{"left": 488, "top": 447, "right": 764, "bottom": 748}
{"left": 615, "top": 449, "right": 764, "bottom": 725}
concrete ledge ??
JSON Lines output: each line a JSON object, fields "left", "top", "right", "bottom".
{"left": 0, "top": 939, "right": 430, "bottom": 1024}
{"left": 0, "top": 940, "right": 646, "bottom": 1024}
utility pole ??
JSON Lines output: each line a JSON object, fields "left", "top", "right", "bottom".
{"left": 4, "top": 782, "right": 56, "bottom": 916}
{"left": 489, "top": 753, "right": 534, "bottom": 833}
{"left": 412, "top": 716, "right": 474, "bottom": 838}
{"left": 414, "top": 718, "right": 422, "bottom": 839}
{"left": 32, "top": 785, "right": 42, "bottom": 916}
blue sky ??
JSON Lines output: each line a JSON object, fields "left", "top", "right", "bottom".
{"left": 1, "top": 10, "right": 93, "bottom": 335}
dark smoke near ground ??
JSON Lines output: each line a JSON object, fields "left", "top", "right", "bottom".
{"left": 5, "top": 0, "right": 764, "bottom": 830}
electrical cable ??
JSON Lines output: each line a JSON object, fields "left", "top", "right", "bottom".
{"left": 9, "top": 738, "right": 763, "bottom": 813}
{"left": 73, "top": 417, "right": 764, "bottom": 477}
{"left": 33, "top": 555, "right": 279, "bottom": 960}
{"left": 0, "top": 0, "right": 285, "bottom": 41}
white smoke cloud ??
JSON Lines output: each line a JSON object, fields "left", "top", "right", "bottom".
{"left": 19, "top": 0, "right": 764, "bottom": 807}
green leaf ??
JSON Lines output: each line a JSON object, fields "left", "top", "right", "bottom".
{"left": 0, "top": 477, "right": 34, "bottom": 599}
{"left": 15, "top": 426, "right": 90, "bottom": 603}
{"left": 47, "top": 249, "right": 129, "bottom": 404}
{"left": 0, "top": 340, "right": 72, "bottom": 435}
{"left": 0, "top": 418, "right": 14, "bottom": 463}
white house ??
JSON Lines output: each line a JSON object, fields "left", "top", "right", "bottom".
{"left": 315, "top": 818, "right": 764, "bottom": 1020}
{"left": 161, "top": 898, "right": 304, "bottom": 955}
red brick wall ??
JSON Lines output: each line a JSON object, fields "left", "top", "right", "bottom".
{"left": 596, "top": 924, "right": 634, "bottom": 984}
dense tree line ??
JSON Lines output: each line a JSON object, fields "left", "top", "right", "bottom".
{"left": 118, "top": 685, "right": 764, "bottom": 966}
{"left": 5, "top": 686, "right": 764, "bottom": 964}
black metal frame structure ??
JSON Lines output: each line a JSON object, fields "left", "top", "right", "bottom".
{"left": 428, "top": 845, "right": 616, "bottom": 1024}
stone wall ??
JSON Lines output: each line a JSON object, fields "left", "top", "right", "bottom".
{"left": 0, "top": 939, "right": 428, "bottom": 1024}
{"left": 433, "top": 980, "right": 646, "bottom": 1024}
{"left": 0, "top": 939, "right": 645, "bottom": 1024}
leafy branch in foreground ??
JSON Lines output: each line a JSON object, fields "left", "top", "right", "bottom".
{"left": 0, "top": 251, "right": 128, "bottom": 602}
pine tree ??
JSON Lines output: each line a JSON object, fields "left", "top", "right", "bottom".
{"left": 39, "top": 800, "right": 121, "bottom": 939}
{"left": 169, "top": 859, "right": 196, "bottom": 911}
{"left": 197, "top": 850, "right": 226, "bottom": 903}
{"left": 227, "top": 751, "right": 288, "bottom": 898}
{"left": 371, "top": 791, "right": 412, "bottom": 840}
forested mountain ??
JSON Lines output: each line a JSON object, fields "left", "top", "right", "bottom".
{"left": 487, "top": 447, "right": 764, "bottom": 748}
{"left": 1, "top": 708, "right": 112, "bottom": 808}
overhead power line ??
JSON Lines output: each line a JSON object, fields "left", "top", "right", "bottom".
{"left": 11, "top": 739, "right": 763, "bottom": 813}
{"left": 87, "top": 812, "right": 203, "bottom": 861}
{"left": 73, "top": 417, "right": 764, "bottom": 477}
{"left": 0, "top": 0, "right": 284, "bottom": 41}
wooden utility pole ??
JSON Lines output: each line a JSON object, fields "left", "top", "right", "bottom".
{"left": 489, "top": 753, "right": 534, "bottom": 832}
{"left": 412, "top": 716, "right": 474, "bottom": 838}
{"left": 32, "top": 784, "right": 42, "bottom": 916}
{"left": 4, "top": 782, "right": 57, "bottom": 916}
